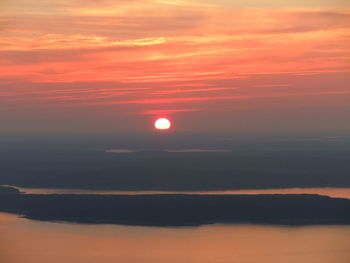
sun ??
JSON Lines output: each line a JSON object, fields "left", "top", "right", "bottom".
{"left": 154, "top": 117, "right": 171, "bottom": 130}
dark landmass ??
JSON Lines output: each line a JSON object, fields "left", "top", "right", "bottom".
{"left": 0, "top": 133, "right": 349, "bottom": 190}
{"left": 0, "top": 186, "right": 349, "bottom": 226}
{"left": 0, "top": 185, "right": 21, "bottom": 195}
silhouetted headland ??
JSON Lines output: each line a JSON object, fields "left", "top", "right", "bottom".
{"left": 0, "top": 185, "right": 21, "bottom": 195}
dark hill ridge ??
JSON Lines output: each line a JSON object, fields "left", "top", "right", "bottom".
{"left": 0, "top": 186, "right": 349, "bottom": 226}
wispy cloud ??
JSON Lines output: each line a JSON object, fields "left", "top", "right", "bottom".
{"left": 105, "top": 148, "right": 231, "bottom": 153}
{"left": 135, "top": 108, "right": 199, "bottom": 115}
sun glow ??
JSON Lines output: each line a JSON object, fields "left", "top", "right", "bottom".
{"left": 154, "top": 117, "right": 171, "bottom": 130}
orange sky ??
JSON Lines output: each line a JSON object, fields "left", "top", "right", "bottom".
{"left": 1, "top": 0, "right": 349, "bottom": 132}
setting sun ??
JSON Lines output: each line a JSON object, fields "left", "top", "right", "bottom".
{"left": 155, "top": 117, "right": 171, "bottom": 130}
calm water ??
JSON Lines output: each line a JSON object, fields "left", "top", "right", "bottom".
{"left": 1, "top": 212, "right": 349, "bottom": 263}
{"left": 8, "top": 186, "right": 350, "bottom": 199}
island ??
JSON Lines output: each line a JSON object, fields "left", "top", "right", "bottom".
{"left": 0, "top": 186, "right": 349, "bottom": 226}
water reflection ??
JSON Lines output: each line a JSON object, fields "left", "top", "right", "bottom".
{"left": 1, "top": 212, "right": 350, "bottom": 263}
{"left": 7, "top": 186, "right": 350, "bottom": 199}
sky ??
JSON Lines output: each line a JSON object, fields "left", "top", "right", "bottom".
{"left": 0, "top": 0, "right": 349, "bottom": 133}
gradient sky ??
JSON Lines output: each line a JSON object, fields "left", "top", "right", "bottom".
{"left": 1, "top": 0, "right": 349, "bottom": 133}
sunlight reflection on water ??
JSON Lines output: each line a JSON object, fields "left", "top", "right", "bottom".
{"left": 8, "top": 186, "right": 350, "bottom": 199}
{"left": 1, "top": 212, "right": 350, "bottom": 263}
